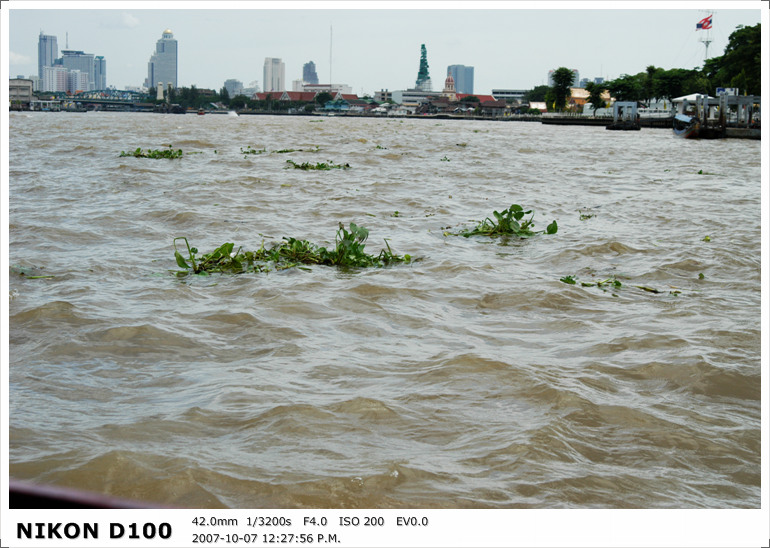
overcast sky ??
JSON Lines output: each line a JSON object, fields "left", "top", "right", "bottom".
{"left": 4, "top": 1, "right": 764, "bottom": 95}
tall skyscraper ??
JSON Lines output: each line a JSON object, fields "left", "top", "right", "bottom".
{"left": 38, "top": 32, "right": 58, "bottom": 79}
{"left": 447, "top": 65, "right": 474, "bottom": 95}
{"left": 303, "top": 61, "right": 319, "bottom": 85}
{"left": 61, "top": 50, "right": 95, "bottom": 90}
{"left": 93, "top": 56, "right": 106, "bottom": 89}
{"left": 146, "top": 29, "right": 178, "bottom": 89}
{"left": 263, "top": 58, "right": 285, "bottom": 92}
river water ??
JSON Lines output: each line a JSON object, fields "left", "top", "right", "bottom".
{"left": 7, "top": 111, "right": 762, "bottom": 509}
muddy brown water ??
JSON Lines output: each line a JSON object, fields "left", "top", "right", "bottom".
{"left": 8, "top": 112, "right": 761, "bottom": 508}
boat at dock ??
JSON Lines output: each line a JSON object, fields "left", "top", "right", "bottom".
{"left": 672, "top": 113, "right": 701, "bottom": 138}
{"left": 672, "top": 92, "right": 760, "bottom": 140}
{"left": 672, "top": 111, "right": 725, "bottom": 139}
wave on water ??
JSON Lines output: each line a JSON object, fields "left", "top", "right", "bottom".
{"left": 8, "top": 113, "right": 762, "bottom": 509}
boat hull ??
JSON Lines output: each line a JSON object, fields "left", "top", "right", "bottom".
{"left": 672, "top": 113, "right": 725, "bottom": 139}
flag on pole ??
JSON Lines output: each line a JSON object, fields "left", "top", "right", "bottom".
{"left": 697, "top": 15, "right": 713, "bottom": 30}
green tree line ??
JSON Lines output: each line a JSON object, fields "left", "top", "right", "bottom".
{"left": 525, "top": 23, "right": 760, "bottom": 111}
{"left": 149, "top": 85, "right": 344, "bottom": 112}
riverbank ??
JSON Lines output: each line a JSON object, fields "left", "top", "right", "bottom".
{"left": 10, "top": 108, "right": 760, "bottom": 138}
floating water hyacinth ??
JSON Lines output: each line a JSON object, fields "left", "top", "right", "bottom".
{"left": 173, "top": 223, "right": 410, "bottom": 276}
{"left": 119, "top": 145, "right": 184, "bottom": 159}
{"left": 460, "top": 204, "right": 558, "bottom": 238}
{"left": 285, "top": 159, "right": 350, "bottom": 170}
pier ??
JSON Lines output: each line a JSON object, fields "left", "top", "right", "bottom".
{"left": 540, "top": 112, "right": 673, "bottom": 129}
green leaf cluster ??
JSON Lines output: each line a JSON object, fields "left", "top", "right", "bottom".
{"left": 119, "top": 145, "right": 184, "bottom": 159}
{"left": 460, "top": 204, "right": 558, "bottom": 238}
{"left": 560, "top": 275, "right": 622, "bottom": 290}
{"left": 285, "top": 159, "right": 350, "bottom": 170}
{"left": 550, "top": 67, "right": 577, "bottom": 112}
{"left": 173, "top": 223, "right": 411, "bottom": 276}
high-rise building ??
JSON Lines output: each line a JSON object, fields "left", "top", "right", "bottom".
{"left": 447, "top": 65, "right": 474, "bottom": 95}
{"left": 263, "top": 58, "right": 285, "bottom": 92}
{"left": 38, "top": 32, "right": 58, "bottom": 79}
{"left": 303, "top": 61, "right": 319, "bottom": 85}
{"left": 224, "top": 79, "right": 244, "bottom": 97}
{"left": 42, "top": 65, "right": 68, "bottom": 92}
{"left": 61, "top": 50, "right": 95, "bottom": 90}
{"left": 67, "top": 70, "right": 89, "bottom": 94}
{"left": 93, "top": 56, "right": 106, "bottom": 89}
{"left": 146, "top": 29, "right": 178, "bottom": 89}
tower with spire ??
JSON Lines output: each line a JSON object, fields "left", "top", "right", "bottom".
{"left": 415, "top": 44, "right": 432, "bottom": 92}
{"left": 442, "top": 72, "right": 456, "bottom": 102}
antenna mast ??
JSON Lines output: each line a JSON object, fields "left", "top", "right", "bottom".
{"left": 329, "top": 25, "right": 333, "bottom": 93}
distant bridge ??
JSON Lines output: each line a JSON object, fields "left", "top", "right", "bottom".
{"left": 70, "top": 90, "right": 150, "bottom": 110}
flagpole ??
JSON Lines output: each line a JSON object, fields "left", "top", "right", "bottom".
{"left": 697, "top": 11, "right": 714, "bottom": 63}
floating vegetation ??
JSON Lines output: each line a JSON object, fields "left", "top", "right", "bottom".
{"left": 559, "top": 275, "right": 621, "bottom": 289}
{"left": 275, "top": 146, "right": 321, "bottom": 154}
{"left": 579, "top": 209, "right": 595, "bottom": 221}
{"left": 241, "top": 145, "right": 266, "bottom": 155}
{"left": 441, "top": 156, "right": 451, "bottom": 162}
{"left": 460, "top": 204, "right": 558, "bottom": 238}
{"left": 119, "top": 145, "right": 184, "bottom": 159}
{"left": 173, "top": 223, "right": 410, "bottom": 276}
{"left": 10, "top": 265, "right": 55, "bottom": 279}
{"left": 703, "top": 235, "right": 711, "bottom": 242}
{"left": 285, "top": 159, "right": 350, "bottom": 170}
{"left": 560, "top": 275, "right": 680, "bottom": 296}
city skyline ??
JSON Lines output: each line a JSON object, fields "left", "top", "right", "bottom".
{"left": 6, "top": 3, "right": 764, "bottom": 96}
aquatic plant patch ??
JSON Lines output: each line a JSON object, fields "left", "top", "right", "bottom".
{"left": 10, "top": 265, "right": 55, "bottom": 279}
{"left": 560, "top": 275, "right": 680, "bottom": 296}
{"left": 285, "top": 159, "right": 350, "bottom": 170}
{"left": 459, "top": 204, "right": 558, "bottom": 238}
{"left": 119, "top": 145, "right": 184, "bottom": 159}
{"left": 173, "top": 223, "right": 410, "bottom": 276}
{"left": 241, "top": 145, "right": 266, "bottom": 155}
